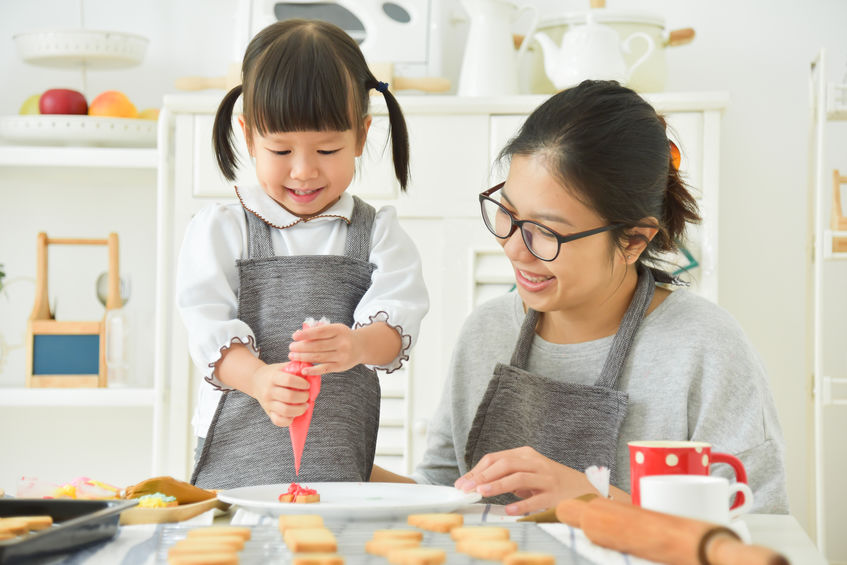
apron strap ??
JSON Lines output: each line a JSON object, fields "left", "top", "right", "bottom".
{"left": 244, "top": 209, "right": 274, "bottom": 260}
{"left": 508, "top": 265, "right": 656, "bottom": 389}
{"left": 344, "top": 196, "right": 376, "bottom": 262}
{"left": 510, "top": 308, "right": 540, "bottom": 368}
{"left": 595, "top": 265, "right": 655, "bottom": 389}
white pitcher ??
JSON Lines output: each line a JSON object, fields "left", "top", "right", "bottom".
{"left": 458, "top": 0, "right": 538, "bottom": 96}
{"left": 534, "top": 11, "right": 655, "bottom": 91}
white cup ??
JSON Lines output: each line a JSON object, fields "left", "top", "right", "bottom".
{"left": 639, "top": 474, "right": 754, "bottom": 524}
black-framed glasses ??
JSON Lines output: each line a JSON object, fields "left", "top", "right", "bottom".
{"left": 479, "top": 182, "right": 623, "bottom": 262}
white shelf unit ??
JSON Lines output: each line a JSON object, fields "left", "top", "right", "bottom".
{"left": 808, "top": 48, "right": 847, "bottom": 559}
{"left": 0, "top": 146, "right": 157, "bottom": 169}
{"left": 0, "top": 387, "right": 155, "bottom": 407}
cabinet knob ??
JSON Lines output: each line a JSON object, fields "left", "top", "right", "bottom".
{"left": 413, "top": 419, "right": 428, "bottom": 435}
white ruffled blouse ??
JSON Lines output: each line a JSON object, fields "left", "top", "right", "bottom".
{"left": 176, "top": 185, "right": 429, "bottom": 437}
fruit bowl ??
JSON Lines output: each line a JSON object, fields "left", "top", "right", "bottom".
{"left": 14, "top": 29, "right": 149, "bottom": 69}
{"left": 0, "top": 115, "right": 156, "bottom": 147}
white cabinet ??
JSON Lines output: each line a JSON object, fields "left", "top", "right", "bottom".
{"left": 807, "top": 49, "right": 847, "bottom": 562}
{"left": 0, "top": 145, "right": 161, "bottom": 492}
{"left": 154, "top": 92, "right": 727, "bottom": 479}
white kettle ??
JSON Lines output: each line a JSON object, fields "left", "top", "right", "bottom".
{"left": 534, "top": 12, "right": 655, "bottom": 91}
{"left": 458, "top": 0, "right": 538, "bottom": 96}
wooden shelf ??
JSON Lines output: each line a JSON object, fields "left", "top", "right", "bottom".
{"left": 824, "top": 230, "right": 847, "bottom": 259}
{"left": 0, "top": 387, "right": 156, "bottom": 407}
{"left": 0, "top": 145, "right": 157, "bottom": 169}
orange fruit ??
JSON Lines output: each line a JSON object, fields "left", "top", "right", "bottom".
{"left": 88, "top": 90, "right": 138, "bottom": 118}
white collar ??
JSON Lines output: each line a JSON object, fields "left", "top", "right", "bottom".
{"left": 235, "top": 185, "right": 354, "bottom": 229}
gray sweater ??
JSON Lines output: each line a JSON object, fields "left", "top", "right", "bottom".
{"left": 412, "top": 289, "right": 789, "bottom": 513}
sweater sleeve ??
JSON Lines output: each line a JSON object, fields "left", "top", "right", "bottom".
{"left": 686, "top": 308, "right": 789, "bottom": 514}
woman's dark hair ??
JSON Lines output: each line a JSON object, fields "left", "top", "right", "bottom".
{"left": 213, "top": 19, "right": 410, "bottom": 190}
{"left": 497, "top": 80, "right": 700, "bottom": 266}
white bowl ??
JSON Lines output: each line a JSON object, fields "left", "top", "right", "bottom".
{"left": 0, "top": 115, "right": 156, "bottom": 148}
{"left": 14, "top": 29, "right": 149, "bottom": 69}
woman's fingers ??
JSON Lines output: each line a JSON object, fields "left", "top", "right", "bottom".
{"left": 455, "top": 447, "right": 539, "bottom": 491}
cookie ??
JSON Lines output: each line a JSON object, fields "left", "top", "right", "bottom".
{"left": 457, "top": 539, "right": 518, "bottom": 560}
{"left": 170, "top": 536, "right": 246, "bottom": 552}
{"left": 284, "top": 527, "right": 337, "bottom": 553}
{"left": 292, "top": 553, "right": 344, "bottom": 565}
{"left": 372, "top": 529, "right": 424, "bottom": 542}
{"left": 450, "top": 526, "right": 510, "bottom": 541}
{"left": 279, "top": 514, "right": 324, "bottom": 533}
{"left": 12, "top": 515, "right": 53, "bottom": 531}
{"left": 365, "top": 538, "right": 421, "bottom": 556}
{"left": 278, "top": 493, "right": 321, "bottom": 503}
{"left": 0, "top": 531, "right": 17, "bottom": 540}
{"left": 406, "top": 513, "right": 463, "bottom": 533}
{"left": 186, "top": 526, "right": 252, "bottom": 541}
{"left": 503, "top": 552, "right": 556, "bottom": 565}
{"left": 167, "top": 552, "right": 239, "bottom": 565}
{"left": 386, "top": 547, "right": 446, "bottom": 565}
{"left": 0, "top": 518, "right": 30, "bottom": 535}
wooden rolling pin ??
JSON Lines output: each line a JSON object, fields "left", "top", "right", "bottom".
{"left": 556, "top": 496, "right": 789, "bottom": 565}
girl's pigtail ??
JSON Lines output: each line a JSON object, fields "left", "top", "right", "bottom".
{"left": 212, "top": 84, "right": 244, "bottom": 182}
{"left": 659, "top": 152, "right": 701, "bottom": 253}
{"left": 370, "top": 81, "right": 410, "bottom": 191}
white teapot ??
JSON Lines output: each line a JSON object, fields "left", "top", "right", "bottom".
{"left": 534, "top": 12, "right": 655, "bottom": 91}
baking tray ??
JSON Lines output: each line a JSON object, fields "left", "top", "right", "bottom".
{"left": 0, "top": 498, "right": 137, "bottom": 564}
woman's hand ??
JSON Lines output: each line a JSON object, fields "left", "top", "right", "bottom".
{"left": 287, "top": 323, "right": 364, "bottom": 375}
{"left": 454, "top": 446, "right": 599, "bottom": 515}
{"left": 250, "top": 363, "right": 310, "bottom": 427}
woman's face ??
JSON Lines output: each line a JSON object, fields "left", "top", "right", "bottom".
{"left": 497, "top": 154, "right": 626, "bottom": 314}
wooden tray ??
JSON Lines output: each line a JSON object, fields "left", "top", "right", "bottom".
{"left": 119, "top": 497, "right": 230, "bottom": 525}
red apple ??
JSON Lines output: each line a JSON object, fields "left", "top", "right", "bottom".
{"left": 39, "top": 89, "right": 88, "bottom": 115}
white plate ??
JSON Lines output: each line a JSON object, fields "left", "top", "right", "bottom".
{"left": 217, "top": 482, "right": 482, "bottom": 519}
{"left": 14, "top": 30, "right": 148, "bottom": 69}
{"left": 0, "top": 115, "right": 156, "bottom": 147}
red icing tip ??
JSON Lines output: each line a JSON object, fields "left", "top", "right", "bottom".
{"left": 285, "top": 361, "right": 321, "bottom": 475}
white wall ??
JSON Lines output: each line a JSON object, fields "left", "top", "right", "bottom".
{"left": 2, "top": 0, "right": 846, "bottom": 559}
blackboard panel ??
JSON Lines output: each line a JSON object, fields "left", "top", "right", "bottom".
{"left": 32, "top": 335, "right": 100, "bottom": 375}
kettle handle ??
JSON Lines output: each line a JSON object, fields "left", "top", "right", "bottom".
{"left": 514, "top": 4, "right": 539, "bottom": 61}
{"left": 622, "top": 32, "right": 656, "bottom": 82}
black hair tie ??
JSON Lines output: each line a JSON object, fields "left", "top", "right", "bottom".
{"left": 374, "top": 81, "right": 389, "bottom": 93}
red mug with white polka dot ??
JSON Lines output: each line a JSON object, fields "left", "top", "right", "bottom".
{"left": 628, "top": 440, "right": 748, "bottom": 508}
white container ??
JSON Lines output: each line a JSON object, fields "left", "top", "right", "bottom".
{"left": 526, "top": 9, "right": 687, "bottom": 93}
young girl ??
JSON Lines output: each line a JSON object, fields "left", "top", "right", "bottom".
{"left": 404, "top": 80, "right": 788, "bottom": 515}
{"left": 176, "top": 19, "right": 429, "bottom": 489}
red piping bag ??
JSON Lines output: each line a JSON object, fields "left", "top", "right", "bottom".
{"left": 284, "top": 318, "right": 325, "bottom": 475}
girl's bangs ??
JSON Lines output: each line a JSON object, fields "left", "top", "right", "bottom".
{"left": 249, "top": 42, "right": 359, "bottom": 135}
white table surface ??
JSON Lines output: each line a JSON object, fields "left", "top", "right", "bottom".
{"left": 38, "top": 505, "right": 826, "bottom": 565}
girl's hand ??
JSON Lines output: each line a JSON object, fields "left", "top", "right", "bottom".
{"left": 454, "top": 446, "right": 598, "bottom": 515}
{"left": 250, "top": 362, "right": 311, "bottom": 427}
{"left": 288, "top": 323, "right": 363, "bottom": 375}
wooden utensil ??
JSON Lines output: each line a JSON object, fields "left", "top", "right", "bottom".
{"left": 519, "top": 493, "right": 598, "bottom": 523}
{"left": 369, "top": 62, "right": 451, "bottom": 93}
{"left": 667, "top": 28, "right": 697, "bottom": 47}
{"left": 175, "top": 62, "right": 241, "bottom": 91}
{"left": 575, "top": 497, "right": 790, "bottom": 565}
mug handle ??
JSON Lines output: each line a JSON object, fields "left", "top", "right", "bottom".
{"left": 728, "top": 482, "right": 754, "bottom": 520}
{"left": 712, "top": 452, "right": 749, "bottom": 509}
{"left": 515, "top": 4, "right": 539, "bottom": 61}
{"left": 622, "top": 31, "right": 656, "bottom": 82}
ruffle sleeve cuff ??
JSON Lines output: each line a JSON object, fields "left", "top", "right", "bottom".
{"left": 354, "top": 311, "right": 411, "bottom": 374}
{"left": 204, "top": 335, "right": 260, "bottom": 391}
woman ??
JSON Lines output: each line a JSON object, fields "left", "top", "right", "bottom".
{"left": 378, "top": 80, "right": 788, "bottom": 517}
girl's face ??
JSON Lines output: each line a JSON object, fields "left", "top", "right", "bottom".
{"left": 497, "top": 154, "right": 627, "bottom": 315}
{"left": 243, "top": 118, "right": 370, "bottom": 216}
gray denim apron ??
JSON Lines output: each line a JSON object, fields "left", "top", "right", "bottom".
{"left": 465, "top": 266, "right": 659, "bottom": 504}
{"left": 191, "top": 196, "right": 381, "bottom": 489}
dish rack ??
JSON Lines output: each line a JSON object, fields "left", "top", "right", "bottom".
{"left": 2, "top": 28, "right": 156, "bottom": 147}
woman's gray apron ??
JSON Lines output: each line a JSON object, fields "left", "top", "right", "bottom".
{"left": 465, "top": 266, "right": 660, "bottom": 504}
{"left": 191, "top": 196, "right": 380, "bottom": 489}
